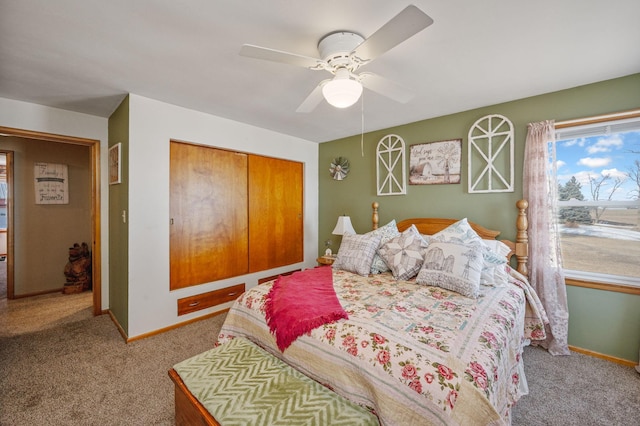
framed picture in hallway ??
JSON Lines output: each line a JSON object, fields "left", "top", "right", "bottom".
{"left": 109, "top": 143, "right": 121, "bottom": 185}
{"left": 34, "top": 162, "right": 68, "bottom": 204}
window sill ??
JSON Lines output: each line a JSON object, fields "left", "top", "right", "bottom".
{"left": 565, "top": 276, "right": 640, "bottom": 296}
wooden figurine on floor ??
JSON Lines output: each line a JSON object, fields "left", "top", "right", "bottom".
{"left": 63, "top": 242, "right": 91, "bottom": 294}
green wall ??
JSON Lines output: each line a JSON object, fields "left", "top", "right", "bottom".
{"left": 319, "top": 73, "right": 640, "bottom": 363}
{"left": 108, "top": 96, "right": 130, "bottom": 334}
{"left": 567, "top": 286, "right": 640, "bottom": 362}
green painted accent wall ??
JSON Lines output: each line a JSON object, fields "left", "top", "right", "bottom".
{"left": 567, "top": 286, "right": 640, "bottom": 362}
{"left": 108, "top": 96, "right": 129, "bottom": 334}
{"left": 319, "top": 73, "right": 640, "bottom": 363}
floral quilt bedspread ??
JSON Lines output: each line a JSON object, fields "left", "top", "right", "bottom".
{"left": 218, "top": 267, "right": 547, "bottom": 426}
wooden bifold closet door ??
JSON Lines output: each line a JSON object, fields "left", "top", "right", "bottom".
{"left": 170, "top": 142, "right": 249, "bottom": 290}
{"left": 170, "top": 141, "right": 304, "bottom": 290}
{"left": 248, "top": 155, "right": 303, "bottom": 272}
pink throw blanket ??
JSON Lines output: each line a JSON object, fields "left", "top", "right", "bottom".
{"left": 265, "top": 266, "right": 348, "bottom": 351}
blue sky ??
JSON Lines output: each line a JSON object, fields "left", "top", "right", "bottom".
{"left": 554, "top": 130, "right": 640, "bottom": 201}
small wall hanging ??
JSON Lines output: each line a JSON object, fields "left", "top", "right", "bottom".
{"left": 109, "top": 143, "right": 122, "bottom": 185}
{"left": 376, "top": 134, "right": 406, "bottom": 196}
{"left": 409, "top": 139, "right": 461, "bottom": 185}
{"left": 329, "top": 157, "right": 350, "bottom": 180}
{"left": 468, "top": 114, "right": 514, "bottom": 193}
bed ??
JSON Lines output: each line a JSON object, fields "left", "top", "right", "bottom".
{"left": 214, "top": 199, "right": 547, "bottom": 425}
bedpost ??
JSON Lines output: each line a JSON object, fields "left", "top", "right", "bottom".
{"left": 515, "top": 199, "right": 529, "bottom": 277}
{"left": 372, "top": 202, "right": 379, "bottom": 230}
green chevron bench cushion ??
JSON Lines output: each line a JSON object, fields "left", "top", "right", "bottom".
{"left": 173, "top": 337, "right": 379, "bottom": 425}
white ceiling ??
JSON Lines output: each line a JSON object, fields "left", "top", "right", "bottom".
{"left": 1, "top": 0, "right": 639, "bottom": 143}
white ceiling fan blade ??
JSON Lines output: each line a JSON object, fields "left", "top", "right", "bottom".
{"left": 359, "top": 72, "right": 414, "bottom": 104}
{"left": 240, "top": 44, "right": 324, "bottom": 69}
{"left": 296, "top": 81, "right": 328, "bottom": 113}
{"left": 352, "top": 5, "right": 433, "bottom": 63}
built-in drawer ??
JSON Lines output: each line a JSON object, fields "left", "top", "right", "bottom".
{"left": 177, "top": 283, "right": 245, "bottom": 316}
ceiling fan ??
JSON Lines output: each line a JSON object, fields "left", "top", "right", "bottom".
{"left": 239, "top": 5, "right": 434, "bottom": 112}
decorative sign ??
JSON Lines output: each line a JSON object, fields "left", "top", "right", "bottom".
{"left": 409, "top": 139, "right": 462, "bottom": 185}
{"left": 34, "top": 162, "right": 68, "bottom": 204}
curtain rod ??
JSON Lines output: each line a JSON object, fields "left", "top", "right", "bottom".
{"left": 555, "top": 108, "right": 640, "bottom": 129}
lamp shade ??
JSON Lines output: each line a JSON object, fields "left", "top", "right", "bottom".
{"left": 322, "top": 68, "right": 363, "bottom": 108}
{"left": 332, "top": 216, "right": 356, "bottom": 235}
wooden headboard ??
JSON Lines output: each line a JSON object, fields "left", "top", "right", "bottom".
{"left": 371, "top": 199, "right": 530, "bottom": 277}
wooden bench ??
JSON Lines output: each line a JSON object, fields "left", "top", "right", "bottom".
{"left": 169, "top": 337, "right": 379, "bottom": 425}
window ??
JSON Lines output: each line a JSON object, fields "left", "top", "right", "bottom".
{"left": 552, "top": 110, "right": 640, "bottom": 290}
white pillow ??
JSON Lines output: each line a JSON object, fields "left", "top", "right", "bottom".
{"left": 333, "top": 233, "right": 382, "bottom": 276}
{"left": 377, "top": 225, "right": 428, "bottom": 281}
{"left": 416, "top": 242, "right": 484, "bottom": 298}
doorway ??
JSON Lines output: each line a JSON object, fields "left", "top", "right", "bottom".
{"left": 0, "top": 153, "right": 6, "bottom": 299}
{"left": 0, "top": 126, "right": 101, "bottom": 315}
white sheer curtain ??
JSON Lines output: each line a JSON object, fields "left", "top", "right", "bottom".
{"left": 523, "top": 120, "right": 570, "bottom": 356}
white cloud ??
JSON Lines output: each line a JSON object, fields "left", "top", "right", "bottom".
{"left": 601, "top": 168, "right": 628, "bottom": 180}
{"left": 554, "top": 160, "right": 566, "bottom": 169}
{"left": 578, "top": 157, "right": 611, "bottom": 168}
{"left": 586, "top": 135, "right": 624, "bottom": 154}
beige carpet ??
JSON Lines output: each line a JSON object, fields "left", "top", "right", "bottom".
{"left": 0, "top": 290, "right": 93, "bottom": 337}
{"left": 1, "top": 294, "right": 638, "bottom": 425}
{"left": 0, "top": 311, "right": 226, "bottom": 425}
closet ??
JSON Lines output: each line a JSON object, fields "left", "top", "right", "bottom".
{"left": 169, "top": 141, "right": 303, "bottom": 290}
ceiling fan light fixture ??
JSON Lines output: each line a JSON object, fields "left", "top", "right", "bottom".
{"left": 322, "top": 70, "right": 363, "bottom": 108}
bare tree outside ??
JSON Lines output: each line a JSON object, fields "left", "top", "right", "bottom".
{"left": 626, "top": 159, "right": 640, "bottom": 201}
{"left": 588, "top": 173, "right": 625, "bottom": 223}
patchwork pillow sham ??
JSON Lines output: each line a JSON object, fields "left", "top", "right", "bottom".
{"left": 333, "top": 233, "right": 382, "bottom": 276}
{"left": 365, "top": 220, "right": 401, "bottom": 274}
{"left": 415, "top": 241, "right": 484, "bottom": 298}
{"left": 377, "top": 224, "right": 428, "bottom": 281}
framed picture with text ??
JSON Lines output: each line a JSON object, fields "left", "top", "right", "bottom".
{"left": 409, "top": 139, "right": 461, "bottom": 185}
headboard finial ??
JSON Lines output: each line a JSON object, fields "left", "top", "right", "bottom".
{"left": 372, "top": 202, "right": 379, "bottom": 230}
{"left": 515, "top": 199, "right": 529, "bottom": 277}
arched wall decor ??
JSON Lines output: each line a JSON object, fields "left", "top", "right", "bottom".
{"left": 468, "top": 114, "right": 514, "bottom": 193}
{"left": 376, "top": 134, "right": 406, "bottom": 196}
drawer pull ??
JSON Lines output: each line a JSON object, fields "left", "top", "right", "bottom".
{"left": 188, "top": 302, "right": 199, "bottom": 307}
{"left": 228, "top": 292, "right": 238, "bottom": 296}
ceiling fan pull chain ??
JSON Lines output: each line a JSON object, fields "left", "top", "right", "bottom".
{"left": 361, "top": 90, "right": 365, "bottom": 157}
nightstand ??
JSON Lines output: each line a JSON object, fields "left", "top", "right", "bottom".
{"left": 316, "top": 255, "right": 335, "bottom": 266}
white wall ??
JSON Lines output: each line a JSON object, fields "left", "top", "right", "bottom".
{"left": 127, "top": 94, "right": 319, "bottom": 337}
{"left": 0, "top": 97, "right": 110, "bottom": 308}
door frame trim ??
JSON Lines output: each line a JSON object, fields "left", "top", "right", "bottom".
{"left": 0, "top": 126, "right": 102, "bottom": 315}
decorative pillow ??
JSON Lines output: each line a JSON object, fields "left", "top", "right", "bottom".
{"left": 480, "top": 240, "right": 512, "bottom": 286}
{"left": 430, "top": 218, "right": 507, "bottom": 269}
{"left": 416, "top": 242, "right": 484, "bottom": 298}
{"left": 377, "top": 225, "right": 428, "bottom": 281}
{"left": 366, "top": 220, "right": 401, "bottom": 274}
{"left": 483, "top": 240, "right": 512, "bottom": 259}
{"left": 333, "top": 233, "right": 382, "bottom": 276}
